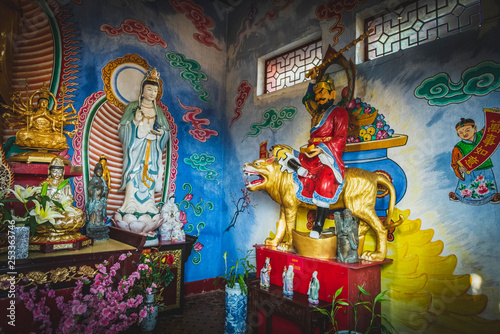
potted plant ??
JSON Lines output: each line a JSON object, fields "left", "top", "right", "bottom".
{"left": 128, "top": 249, "right": 175, "bottom": 332}
{"left": 317, "top": 285, "right": 397, "bottom": 334}
{"left": 217, "top": 249, "right": 256, "bottom": 334}
{"left": 316, "top": 286, "right": 349, "bottom": 333}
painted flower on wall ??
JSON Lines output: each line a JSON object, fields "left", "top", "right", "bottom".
{"left": 194, "top": 242, "right": 204, "bottom": 252}
{"left": 458, "top": 175, "right": 495, "bottom": 199}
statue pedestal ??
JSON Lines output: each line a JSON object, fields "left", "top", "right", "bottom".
{"left": 29, "top": 236, "right": 93, "bottom": 253}
{"left": 253, "top": 244, "right": 391, "bottom": 332}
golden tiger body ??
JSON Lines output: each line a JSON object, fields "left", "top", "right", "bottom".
{"left": 243, "top": 156, "right": 403, "bottom": 261}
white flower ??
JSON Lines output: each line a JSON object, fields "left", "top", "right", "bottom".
{"left": 56, "top": 193, "right": 78, "bottom": 215}
{"left": 9, "top": 185, "right": 41, "bottom": 204}
{"left": 29, "top": 200, "right": 64, "bottom": 224}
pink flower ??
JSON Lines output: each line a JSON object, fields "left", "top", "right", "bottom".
{"left": 139, "top": 308, "right": 148, "bottom": 318}
{"left": 152, "top": 283, "right": 157, "bottom": 289}
{"left": 376, "top": 120, "right": 384, "bottom": 129}
{"left": 477, "top": 183, "right": 489, "bottom": 195}
{"left": 184, "top": 194, "right": 193, "bottom": 201}
{"left": 99, "top": 317, "right": 109, "bottom": 327}
{"left": 461, "top": 189, "right": 473, "bottom": 197}
{"left": 376, "top": 130, "right": 388, "bottom": 140}
{"left": 101, "top": 308, "right": 111, "bottom": 318}
{"left": 146, "top": 287, "right": 152, "bottom": 294}
{"left": 71, "top": 303, "right": 87, "bottom": 315}
{"left": 126, "top": 298, "right": 136, "bottom": 307}
{"left": 179, "top": 211, "right": 187, "bottom": 225}
{"left": 138, "top": 264, "right": 150, "bottom": 271}
{"left": 97, "top": 264, "right": 107, "bottom": 274}
{"left": 476, "top": 175, "right": 485, "bottom": 182}
{"left": 119, "top": 254, "right": 127, "bottom": 261}
{"left": 194, "top": 242, "right": 204, "bottom": 252}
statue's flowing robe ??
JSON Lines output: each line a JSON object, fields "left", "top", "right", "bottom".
{"left": 118, "top": 101, "right": 170, "bottom": 214}
{"left": 294, "top": 105, "right": 349, "bottom": 205}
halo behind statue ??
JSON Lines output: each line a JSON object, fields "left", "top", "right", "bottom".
{"left": 102, "top": 53, "right": 164, "bottom": 111}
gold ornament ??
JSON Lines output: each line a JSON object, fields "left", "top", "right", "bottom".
{"left": 1, "top": 82, "right": 78, "bottom": 164}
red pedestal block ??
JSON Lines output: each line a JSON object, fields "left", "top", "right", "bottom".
{"left": 253, "top": 245, "right": 391, "bottom": 333}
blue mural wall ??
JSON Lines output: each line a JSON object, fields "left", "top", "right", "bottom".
{"left": 2, "top": 0, "right": 500, "bottom": 332}
{"left": 2, "top": 0, "right": 232, "bottom": 283}
{"left": 223, "top": 0, "right": 500, "bottom": 332}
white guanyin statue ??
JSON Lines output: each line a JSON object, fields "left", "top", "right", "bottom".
{"left": 112, "top": 68, "right": 170, "bottom": 243}
{"left": 118, "top": 67, "right": 170, "bottom": 214}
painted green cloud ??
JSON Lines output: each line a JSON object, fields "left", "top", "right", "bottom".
{"left": 415, "top": 60, "right": 500, "bottom": 106}
{"left": 245, "top": 106, "right": 296, "bottom": 139}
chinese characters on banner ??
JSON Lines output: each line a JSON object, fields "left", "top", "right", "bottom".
{"left": 459, "top": 108, "right": 500, "bottom": 171}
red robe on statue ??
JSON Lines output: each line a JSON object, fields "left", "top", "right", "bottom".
{"left": 296, "top": 105, "right": 348, "bottom": 205}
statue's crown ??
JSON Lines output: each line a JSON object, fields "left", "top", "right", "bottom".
{"left": 314, "top": 75, "right": 335, "bottom": 92}
{"left": 39, "top": 83, "right": 50, "bottom": 100}
{"left": 49, "top": 156, "right": 65, "bottom": 168}
{"left": 145, "top": 68, "right": 160, "bottom": 84}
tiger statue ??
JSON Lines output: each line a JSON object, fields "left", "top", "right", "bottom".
{"left": 243, "top": 147, "right": 404, "bottom": 261}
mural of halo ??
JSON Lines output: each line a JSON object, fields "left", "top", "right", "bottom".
{"left": 111, "top": 63, "right": 146, "bottom": 106}
{"left": 102, "top": 53, "right": 164, "bottom": 111}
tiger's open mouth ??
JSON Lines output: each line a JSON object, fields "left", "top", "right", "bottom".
{"left": 243, "top": 167, "right": 265, "bottom": 187}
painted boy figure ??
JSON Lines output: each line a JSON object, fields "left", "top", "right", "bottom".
{"left": 449, "top": 118, "right": 500, "bottom": 205}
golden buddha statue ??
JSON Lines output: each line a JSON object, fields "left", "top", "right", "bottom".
{"left": 30, "top": 157, "right": 85, "bottom": 243}
{"left": 1, "top": 82, "right": 78, "bottom": 164}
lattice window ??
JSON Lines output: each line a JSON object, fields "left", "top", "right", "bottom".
{"left": 264, "top": 38, "right": 322, "bottom": 94}
{"left": 365, "top": 0, "right": 482, "bottom": 61}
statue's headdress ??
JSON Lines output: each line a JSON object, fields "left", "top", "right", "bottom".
{"left": 313, "top": 75, "right": 335, "bottom": 92}
{"left": 139, "top": 68, "right": 160, "bottom": 105}
{"left": 38, "top": 83, "right": 51, "bottom": 101}
{"left": 455, "top": 118, "right": 475, "bottom": 130}
{"left": 142, "top": 68, "right": 160, "bottom": 87}
{"left": 49, "top": 156, "right": 65, "bottom": 171}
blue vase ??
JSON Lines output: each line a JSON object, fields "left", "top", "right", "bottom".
{"left": 141, "top": 292, "right": 159, "bottom": 333}
{"left": 225, "top": 283, "right": 247, "bottom": 334}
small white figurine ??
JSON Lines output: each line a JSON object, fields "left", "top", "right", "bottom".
{"left": 159, "top": 195, "right": 185, "bottom": 241}
{"left": 307, "top": 271, "right": 320, "bottom": 304}
{"left": 260, "top": 257, "right": 271, "bottom": 288}
{"left": 282, "top": 265, "right": 294, "bottom": 296}
{"left": 171, "top": 219, "right": 186, "bottom": 242}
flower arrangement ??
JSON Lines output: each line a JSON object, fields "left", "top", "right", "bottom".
{"left": 16, "top": 251, "right": 176, "bottom": 334}
{"left": 128, "top": 249, "right": 175, "bottom": 304}
{"left": 0, "top": 182, "right": 70, "bottom": 235}
{"left": 18, "top": 253, "right": 144, "bottom": 333}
